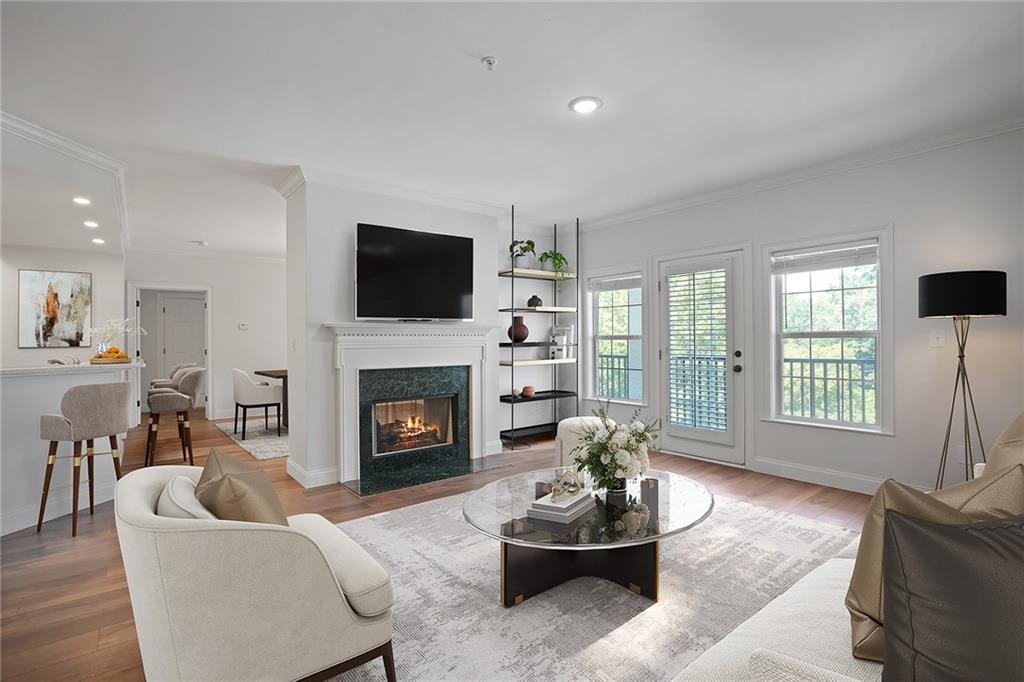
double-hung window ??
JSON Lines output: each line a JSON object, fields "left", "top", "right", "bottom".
{"left": 770, "top": 238, "right": 881, "bottom": 428}
{"left": 591, "top": 273, "right": 643, "bottom": 403}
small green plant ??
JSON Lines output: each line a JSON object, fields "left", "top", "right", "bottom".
{"left": 509, "top": 239, "right": 536, "bottom": 258}
{"left": 538, "top": 249, "right": 569, "bottom": 275}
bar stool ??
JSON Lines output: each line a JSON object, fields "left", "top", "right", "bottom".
{"left": 145, "top": 368, "right": 206, "bottom": 467}
{"left": 37, "top": 381, "right": 130, "bottom": 536}
{"left": 149, "top": 361, "right": 199, "bottom": 388}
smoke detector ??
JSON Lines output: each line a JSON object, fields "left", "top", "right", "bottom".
{"left": 481, "top": 56, "right": 496, "bottom": 72}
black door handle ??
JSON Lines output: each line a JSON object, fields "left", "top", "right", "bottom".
{"left": 733, "top": 364, "right": 743, "bottom": 373}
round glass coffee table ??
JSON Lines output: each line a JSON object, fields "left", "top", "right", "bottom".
{"left": 463, "top": 468, "right": 714, "bottom": 606}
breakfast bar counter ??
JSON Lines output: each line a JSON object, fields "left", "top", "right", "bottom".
{"left": 1, "top": 362, "right": 144, "bottom": 535}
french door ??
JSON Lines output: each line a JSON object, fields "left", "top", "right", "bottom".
{"left": 658, "top": 251, "right": 745, "bottom": 464}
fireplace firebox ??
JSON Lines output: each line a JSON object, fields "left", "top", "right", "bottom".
{"left": 373, "top": 396, "right": 455, "bottom": 456}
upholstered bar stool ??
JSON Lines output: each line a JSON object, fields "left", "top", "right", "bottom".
{"left": 145, "top": 368, "right": 206, "bottom": 467}
{"left": 37, "top": 381, "right": 130, "bottom": 536}
{"left": 150, "top": 362, "right": 200, "bottom": 390}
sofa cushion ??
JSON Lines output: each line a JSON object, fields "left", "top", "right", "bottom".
{"left": 675, "top": 557, "right": 881, "bottom": 682}
{"left": 845, "top": 469, "right": 1024, "bottom": 662}
{"left": 156, "top": 475, "right": 216, "bottom": 520}
{"left": 985, "top": 411, "right": 1024, "bottom": 475}
{"left": 194, "top": 448, "right": 287, "bottom": 526}
{"left": 882, "top": 512, "right": 1024, "bottom": 681}
{"left": 287, "top": 514, "right": 393, "bottom": 617}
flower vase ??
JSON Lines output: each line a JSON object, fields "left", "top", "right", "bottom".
{"left": 507, "top": 316, "right": 529, "bottom": 343}
{"left": 96, "top": 341, "right": 110, "bottom": 355}
{"left": 605, "top": 478, "right": 628, "bottom": 509}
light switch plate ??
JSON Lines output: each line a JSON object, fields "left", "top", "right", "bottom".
{"left": 929, "top": 329, "right": 945, "bottom": 348}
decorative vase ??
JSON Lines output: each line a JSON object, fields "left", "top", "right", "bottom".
{"left": 521, "top": 385, "right": 536, "bottom": 398}
{"left": 527, "top": 294, "right": 543, "bottom": 307}
{"left": 96, "top": 341, "right": 110, "bottom": 355}
{"left": 507, "top": 315, "right": 529, "bottom": 343}
{"left": 605, "top": 478, "right": 628, "bottom": 509}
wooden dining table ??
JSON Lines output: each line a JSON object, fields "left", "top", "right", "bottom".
{"left": 254, "top": 369, "right": 288, "bottom": 428}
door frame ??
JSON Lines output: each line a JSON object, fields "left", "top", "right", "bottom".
{"left": 652, "top": 242, "right": 754, "bottom": 466}
{"left": 126, "top": 281, "right": 214, "bottom": 425}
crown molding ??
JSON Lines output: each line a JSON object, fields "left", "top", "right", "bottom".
{"left": 1, "top": 112, "right": 131, "bottom": 252}
{"left": 584, "top": 116, "right": 1024, "bottom": 231}
{"left": 126, "top": 247, "right": 286, "bottom": 264}
{"left": 276, "top": 167, "right": 305, "bottom": 198}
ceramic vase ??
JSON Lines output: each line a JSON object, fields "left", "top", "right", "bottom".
{"left": 507, "top": 315, "right": 529, "bottom": 343}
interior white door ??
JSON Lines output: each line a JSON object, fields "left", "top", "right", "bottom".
{"left": 161, "top": 294, "right": 207, "bottom": 402}
{"left": 658, "top": 251, "right": 745, "bottom": 464}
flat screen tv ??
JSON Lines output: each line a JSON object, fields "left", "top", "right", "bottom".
{"left": 356, "top": 223, "right": 474, "bottom": 321}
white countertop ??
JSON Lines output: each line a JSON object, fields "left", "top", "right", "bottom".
{"left": 0, "top": 361, "right": 145, "bottom": 378}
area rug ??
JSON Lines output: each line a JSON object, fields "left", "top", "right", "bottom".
{"left": 332, "top": 493, "right": 857, "bottom": 681}
{"left": 215, "top": 421, "right": 288, "bottom": 460}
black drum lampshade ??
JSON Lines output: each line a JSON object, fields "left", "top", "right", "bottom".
{"left": 918, "top": 270, "right": 1007, "bottom": 318}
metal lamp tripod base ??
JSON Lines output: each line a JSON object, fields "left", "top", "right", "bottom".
{"left": 934, "top": 316, "right": 987, "bottom": 490}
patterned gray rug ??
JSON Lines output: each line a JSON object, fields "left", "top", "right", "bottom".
{"left": 333, "top": 492, "right": 856, "bottom": 681}
{"left": 215, "top": 421, "right": 288, "bottom": 460}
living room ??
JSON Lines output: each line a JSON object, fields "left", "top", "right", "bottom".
{"left": 1, "top": 2, "right": 1022, "bottom": 681}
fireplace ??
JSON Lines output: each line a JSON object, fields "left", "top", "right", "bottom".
{"left": 373, "top": 396, "right": 455, "bottom": 456}
{"left": 354, "top": 365, "right": 471, "bottom": 495}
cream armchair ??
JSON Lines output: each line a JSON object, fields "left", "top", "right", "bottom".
{"left": 233, "top": 368, "right": 283, "bottom": 439}
{"left": 115, "top": 466, "right": 396, "bottom": 681}
{"left": 555, "top": 416, "right": 615, "bottom": 467}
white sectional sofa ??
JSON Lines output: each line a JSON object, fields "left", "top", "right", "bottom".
{"left": 675, "top": 537, "right": 881, "bottom": 682}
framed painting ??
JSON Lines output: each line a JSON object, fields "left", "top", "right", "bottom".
{"left": 18, "top": 269, "right": 93, "bottom": 348}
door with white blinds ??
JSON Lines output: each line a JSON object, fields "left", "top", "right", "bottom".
{"left": 659, "top": 252, "right": 745, "bottom": 464}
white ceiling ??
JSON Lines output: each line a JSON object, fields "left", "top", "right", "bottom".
{"left": 1, "top": 128, "right": 123, "bottom": 255}
{"left": 2, "top": 2, "right": 1022, "bottom": 256}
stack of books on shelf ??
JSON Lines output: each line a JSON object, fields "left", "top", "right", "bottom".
{"left": 527, "top": 489, "right": 596, "bottom": 526}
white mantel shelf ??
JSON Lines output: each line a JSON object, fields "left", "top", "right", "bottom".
{"left": 323, "top": 322, "right": 495, "bottom": 341}
{"left": 0, "top": 361, "right": 145, "bottom": 378}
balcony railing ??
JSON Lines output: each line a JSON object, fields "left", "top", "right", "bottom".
{"left": 597, "top": 354, "right": 877, "bottom": 427}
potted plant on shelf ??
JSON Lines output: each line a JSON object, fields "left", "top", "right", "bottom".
{"left": 538, "top": 248, "right": 570, "bottom": 279}
{"left": 571, "top": 406, "right": 659, "bottom": 506}
{"left": 509, "top": 239, "right": 536, "bottom": 267}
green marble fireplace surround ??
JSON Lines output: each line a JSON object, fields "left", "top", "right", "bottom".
{"left": 347, "top": 365, "right": 472, "bottom": 495}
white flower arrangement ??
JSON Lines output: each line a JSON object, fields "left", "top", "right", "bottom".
{"left": 88, "top": 317, "right": 147, "bottom": 344}
{"left": 571, "top": 406, "right": 659, "bottom": 491}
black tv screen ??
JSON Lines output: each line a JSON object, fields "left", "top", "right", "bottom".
{"left": 356, "top": 223, "right": 474, "bottom": 320}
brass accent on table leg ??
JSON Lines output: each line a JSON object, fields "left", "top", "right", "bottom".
{"left": 514, "top": 594, "right": 524, "bottom": 605}
{"left": 628, "top": 583, "right": 642, "bottom": 595}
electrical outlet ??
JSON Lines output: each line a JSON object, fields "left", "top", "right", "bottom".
{"left": 929, "top": 329, "right": 945, "bottom": 348}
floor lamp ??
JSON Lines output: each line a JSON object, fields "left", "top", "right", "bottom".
{"left": 918, "top": 270, "right": 1007, "bottom": 489}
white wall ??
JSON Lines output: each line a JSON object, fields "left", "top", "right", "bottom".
{"left": 582, "top": 131, "right": 1024, "bottom": 493}
{"left": 1, "top": 245, "right": 125, "bottom": 367}
{"left": 125, "top": 251, "right": 287, "bottom": 419}
{"left": 286, "top": 178, "right": 502, "bottom": 487}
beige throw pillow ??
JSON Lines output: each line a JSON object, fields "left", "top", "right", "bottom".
{"left": 194, "top": 448, "right": 288, "bottom": 526}
{"left": 845, "top": 464, "right": 1024, "bottom": 662}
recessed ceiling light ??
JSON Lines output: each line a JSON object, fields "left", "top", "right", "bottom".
{"left": 188, "top": 240, "right": 209, "bottom": 247}
{"left": 91, "top": 238, "right": 105, "bottom": 245}
{"left": 83, "top": 220, "right": 99, "bottom": 228}
{"left": 569, "top": 96, "right": 602, "bottom": 114}
{"left": 73, "top": 196, "right": 92, "bottom": 205}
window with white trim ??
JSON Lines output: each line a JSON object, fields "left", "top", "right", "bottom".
{"left": 591, "top": 273, "right": 643, "bottom": 402}
{"left": 770, "top": 239, "right": 881, "bottom": 427}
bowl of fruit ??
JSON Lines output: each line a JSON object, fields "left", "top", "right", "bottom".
{"left": 90, "top": 345, "right": 131, "bottom": 364}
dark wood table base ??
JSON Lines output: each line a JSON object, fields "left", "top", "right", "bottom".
{"left": 500, "top": 541, "right": 659, "bottom": 607}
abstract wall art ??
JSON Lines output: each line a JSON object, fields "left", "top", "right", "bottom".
{"left": 18, "top": 269, "right": 93, "bottom": 348}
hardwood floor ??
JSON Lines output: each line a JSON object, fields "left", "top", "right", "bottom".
{"left": 1, "top": 410, "right": 870, "bottom": 681}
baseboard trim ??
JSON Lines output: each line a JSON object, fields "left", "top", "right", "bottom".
{"left": 286, "top": 458, "right": 338, "bottom": 489}
{"left": 485, "top": 439, "right": 503, "bottom": 456}
{"left": 2, "top": 481, "right": 117, "bottom": 536}
{"left": 750, "top": 456, "right": 907, "bottom": 495}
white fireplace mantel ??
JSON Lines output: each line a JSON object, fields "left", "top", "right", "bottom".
{"left": 322, "top": 322, "right": 498, "bottom": 483}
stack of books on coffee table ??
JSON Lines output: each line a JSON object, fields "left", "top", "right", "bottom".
{"left": 527, "top": 489, "right": 596, "bottom": 526}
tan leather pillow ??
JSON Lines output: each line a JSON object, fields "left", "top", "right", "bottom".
{"left": 845, "top": 465, "right": 1024, "bottom": 662}
{"left": 195, "top": 449, "right": 287, "bottom": 526}
{"left": 985, "top": 412, "right": 1024, "bottom": 475}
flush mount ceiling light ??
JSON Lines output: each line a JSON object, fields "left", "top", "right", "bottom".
{"left": 91, "top": 237, "right": 105, "bottom": 245}
{"left": 73, "top": 196, "right": 92, "bottom": 205}
{"left": 188, "top": 240, "right": 209, "bottom": 247}
{"left": 83, "top": 220, "right": 99, "bottom": 228}
{"left": 569, "top": 96, "right": 602, "bottom": 114}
